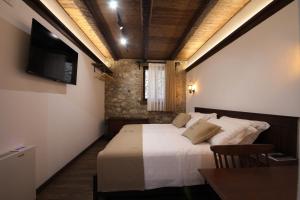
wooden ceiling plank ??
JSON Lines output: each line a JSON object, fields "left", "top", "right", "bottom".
{"left": 141, "top": 0, "right": 153, "bottom": 60}
{"left": 185, "top": 0, "right": 294, "bottom": 72}
{"left": 169, "top": 0, "right": 217, "bottom": 60}
{"left": 83, "top": 0, "right": 121, "bottom": 60}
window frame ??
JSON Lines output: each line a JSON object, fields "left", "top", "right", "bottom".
{"left": 142, "top": 65, "right": 149, "bottom": 103}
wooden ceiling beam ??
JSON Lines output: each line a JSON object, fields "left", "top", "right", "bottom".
{"left": 169, "top": 0, "right": 217, "bottom": 60}
{"left": 185, "top": 0, "right": 294, "bottom": 72}
{"left": 83, "top": 0, "right": 121, "bottom": 60}
{"left": 141, "top": 0, "right": 153, "bottom": 60}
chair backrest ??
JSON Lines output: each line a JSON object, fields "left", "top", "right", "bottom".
{"left": 210, "top": 144, "right": 274, "bottom": 168}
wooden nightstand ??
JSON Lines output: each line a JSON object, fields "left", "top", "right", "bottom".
{"left": 105, "top": 117, "right": 149, "bottom": 140}
{"left": 260, "top": 153, "right": 298, "bottom": 166}
{"left": 268, "top": 156, "right": 298, "bottom": 166}
{"left": 268, "top": 158, "right": 298, "bottom": 166}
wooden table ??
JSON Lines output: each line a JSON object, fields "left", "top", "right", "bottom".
{"left": 199, "top": 166, "right": 298, "bottom": 200}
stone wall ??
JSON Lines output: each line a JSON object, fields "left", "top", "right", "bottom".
{"left": 105, "top": 59, "right": 186, "bottom": 123}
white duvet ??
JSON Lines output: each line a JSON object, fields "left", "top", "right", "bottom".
{"left": 142, "top": 124, "right": 215, "bottom": 190}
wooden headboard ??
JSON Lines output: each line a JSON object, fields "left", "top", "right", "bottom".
{"left": 195, "top": 107, "right": 299, "bottom": 157}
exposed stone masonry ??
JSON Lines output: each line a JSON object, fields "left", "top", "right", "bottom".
{"left": 105, "top": 59, "right": 186, "bottom": 123}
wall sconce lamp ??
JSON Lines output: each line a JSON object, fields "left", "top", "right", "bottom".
{"left": 188, "top": 85, "right": 195, "bottom": 94}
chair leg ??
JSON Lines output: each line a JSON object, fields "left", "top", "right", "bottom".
{"left": 203, "top": 182, "right": 218, "bottom": 200}
{"left": 93, "top": 175, "right": 98, "bottom": 200}
{"left": 183, "top": 186, "right": 192, "bottom": 200}
{"left": 206, "top": 185, "right": 221, "bottom": 200}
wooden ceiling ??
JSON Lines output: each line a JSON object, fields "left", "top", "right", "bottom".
{"left": 57, "top": 0, "right": 250, "bottom": 60}
{"left": 148, "top": 0, "right": 208, "bottom": 60}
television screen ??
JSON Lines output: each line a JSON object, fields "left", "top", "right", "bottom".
{"left": 27, "top": 19, "right": 78, "bottom": 85}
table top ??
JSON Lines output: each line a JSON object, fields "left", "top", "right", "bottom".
{"left": 199, "top": 166, "right": 298, "bottom": 200}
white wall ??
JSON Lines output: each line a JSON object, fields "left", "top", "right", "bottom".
{"left": 186, "top": 1, "right": 300, "bottom": 118}
{"left": 0, "top": 1, "right": 105, "bottom": 187}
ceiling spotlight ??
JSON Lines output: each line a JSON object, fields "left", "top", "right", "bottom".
{"left": 50, "top": 32, "right": 59, "bottom": 39}
{"left": 108, "top": 0, "right": 118, "bottom": 10}
{"left": 120, "top": 37, "right": 127, "bottom": 46}
{"left": 119, "top": 26, "right": 124, "bottom": 30}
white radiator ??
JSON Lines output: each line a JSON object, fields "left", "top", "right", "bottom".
{"left": 0, "top": 146, "right": 36, "bottom": 200}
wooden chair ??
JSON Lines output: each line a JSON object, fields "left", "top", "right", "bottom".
{"left": 210, "top": 144, "right": 274, "bottom": 168}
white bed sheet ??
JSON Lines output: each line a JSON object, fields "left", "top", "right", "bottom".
{"left": 142, "top": 124, "right": 215, "bottom": 190}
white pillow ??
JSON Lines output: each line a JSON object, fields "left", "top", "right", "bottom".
{"left": 238, "top": 128, "right": 260, "bottom": 144}
{"left": 207, "top": 118, "right": 256, "bottom": 145}
{"left": 185, "top": 112, "right": 217, "bottom": 128}
{"left": 219, "top": 116, "right": 270, "bottom": 144}
{"left": 220, "top": 116, "right": 270, "bottom": 132}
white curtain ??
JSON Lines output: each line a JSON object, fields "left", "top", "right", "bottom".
{"left": 147, "top": 63, "right": 166, "bottom": 111}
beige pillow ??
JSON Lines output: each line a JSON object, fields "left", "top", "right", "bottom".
{"left": 183, "top": 119, "right": 221, "bottom": 144}
{"left": 172, "top": 113, "right": 191, "bottom": 128}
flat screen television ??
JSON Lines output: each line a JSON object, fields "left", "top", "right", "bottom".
{"left": 27, "top": 19, "right": 78, "bottom": 85}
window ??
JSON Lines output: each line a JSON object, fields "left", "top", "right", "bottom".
{"left": 144, "top": 63, "right": 166, "bottom": 111}
{"left": 142, "top": 66, "right": 149, "bottom": 102}
{"left": 144, "top": 69, "right": 149, "bottom": 100}
{"left": 142, "top": 61, "right": 177, "bottom": 111}
{"left": 143, "top": 66, "right": 149, "bottom": 101}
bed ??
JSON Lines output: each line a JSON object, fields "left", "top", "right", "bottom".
{"left": 94, "top": 107, "right": 298, "bottom": 198}
{"left": 97, "top": 124, "right": 214, "bottom": 192}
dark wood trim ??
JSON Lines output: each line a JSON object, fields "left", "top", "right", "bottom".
{"left": 186, "top": 0, "right": 294, "bottom": 72}
{"left": 93, "top": 175, "right": 98, "bottom": 200}
{"left": 36, "top": 137, "right": 102, "bottom": 193}
{"left": 194, "top": 107, "right": 299, "bottom": 158}
{"left": 22, "top": 0, "right": 109, "bottom": 68}
{"left": 93, "top": 63, "right": 113, "bottom": 76}
{"left": 83, "top": 0, "right": 120, "bottom": 60}
{"left": 105, "top": 118, "right": 149, "bottom": 140}
{"left": 143, "top": 60, "right": 166, "bottom": 64}
{"left": 141, "top": 0, "right": 153, "bottom": 60}
{"left": 169, "top": 0, "right": 217, "bottom": 59}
